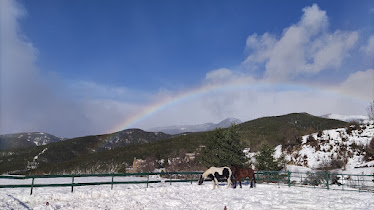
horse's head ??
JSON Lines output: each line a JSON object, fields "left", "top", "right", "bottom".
{"left": 198, "top": 175, "right": 204, "bottom": 185}
{"left": 230, "top": 165, "right": 238, "bottom": 174}
{"left": 230, "top": 173, "right": 236, "bottom": 187}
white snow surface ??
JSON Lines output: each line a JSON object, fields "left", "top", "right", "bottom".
{"left": 1, "top": 177, "right": 373, "bottom": 210}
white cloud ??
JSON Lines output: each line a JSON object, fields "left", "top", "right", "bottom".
{"left": 205, "top": 68, "right": 233, "bottom": 82}
{"left": 360, "top": 35, "right": 374, "bottom": 56}
{"left": 299, "top": 3, "right": 328, "bottom": 35}
{"left": 67, "top": 80, "right": 153, "bottom": 103}
{"left": 243, "top": 4, "right": 359, "bottom": 81}
{"left": 244, "top": 33, "right": 276, "bottom": 72}
{"left": 338, "top": 69, "right": 374, "bottom": 101}
{"left": 0, "top": 0, "right": 142, "bottom": 137}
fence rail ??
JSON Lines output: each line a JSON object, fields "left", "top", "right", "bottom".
{"left": 1, "top": 171, "right": 373, "bottom": 195}
{"left": 255, "top": 171, "right": 374, "bottom": 193}
{"left": 0, "top": 172, "right": 202, "bottom": 195}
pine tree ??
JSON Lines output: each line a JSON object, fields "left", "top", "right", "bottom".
{"left": 254, "top": 143, "right": 283, "bottom": 171}
{"left": 201, "top": 126, "right": 247, "bottom": 167}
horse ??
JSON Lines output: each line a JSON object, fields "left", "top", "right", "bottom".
{"left": 198, "top": 166, "right": 234, "bottom": 189}
{"left": 230, "top": 165, "right": 256, "bottom": 188}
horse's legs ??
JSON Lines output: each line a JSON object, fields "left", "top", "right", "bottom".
{"left": 239, "top": 179, "right": 242, "bottom": 188}
{"left": 250, "top": 173, "right": 256, "bottom": 188}
{"left": 250, "top": 175, "right": 253, "bottom": 188}
{"left": 227, "top": 178, "right": 231, "bottom": 188}
{"left": 213, "top": 178, "right": 219, "bottom": 189}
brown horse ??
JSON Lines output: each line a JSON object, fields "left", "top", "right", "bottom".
{"left": 230, "top": 165, "right": 256, "bottom": 188}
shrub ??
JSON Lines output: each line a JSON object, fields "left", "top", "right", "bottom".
{"left": 303, "top": 172, "right": 325, "bottom": 186}
{"left": 350, "top": 142, "right": 362, "bottom": 152}
{"left": 346, "top": 126, "right": 353, "bottom": 135}
{"left": 306, "top": 135, "right": 318, "bottom": 148}
{"left": 330, "top": 159, "right": 345, "bottom": 169}
{"left": 330, "top": 174, "right": 342, "bottom": 186}
{"left": 316, "top": 144, "right": 321, "bottom": 151}
{"left": 318, "top": 159, "right": 345, "bottom": 170}
{"left": 364, "top": 138, "right": 374, "bottom": 161}
{"left": 369, "top": 137, "right": 374, "bottom": 150}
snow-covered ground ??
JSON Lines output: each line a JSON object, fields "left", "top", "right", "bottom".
{"left": 1, "top": 177, "right": 373, "bottom": 210}
{"left": 273, "top": 121, "right": 374, "bottom": 172}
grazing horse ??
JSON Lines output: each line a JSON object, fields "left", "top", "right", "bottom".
{"left": 198, "top": 166, "right": 234, "bottom": 189}
{"left": 230, "top": 165, "right": 256, "bottom": 188}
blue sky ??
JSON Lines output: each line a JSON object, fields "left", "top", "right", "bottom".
{"left": 18, "top": 0, "right": 373, "bottom": 90}
{"left": 1, "top": 0, "right": 373, "bottom": 137}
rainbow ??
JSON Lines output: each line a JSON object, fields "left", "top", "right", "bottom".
{"left": 107, "top": 82, "right": 233, "bottom": 133}
{"left": 107, "top": 80, "right": 367, "bottom": 134}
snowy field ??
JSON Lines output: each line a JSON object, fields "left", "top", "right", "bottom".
{"left": 1, "top": 177, "right": 373, "bottom": 210}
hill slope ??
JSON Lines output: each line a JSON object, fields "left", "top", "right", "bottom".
{"left": 0, "top": 113, "right": 348, "bottom": 174}
{"left": 0, "top": 132, "right": 65, "bottom": 151}
{"left": 237, "top": 113, "right": 348, "bottom": 150}
{"left": 0, "top": 129, "right": 172, "bottom": 174}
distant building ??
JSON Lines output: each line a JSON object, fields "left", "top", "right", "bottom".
{"left": 185, "top": 153, "right": 196, "bottom": 162}
{"left": 129, "top": 158, "right": 146, "bottom": 173}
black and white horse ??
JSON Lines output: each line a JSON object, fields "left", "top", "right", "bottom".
{"left": 198, "top": 166, "right": 234, "bottom": 189}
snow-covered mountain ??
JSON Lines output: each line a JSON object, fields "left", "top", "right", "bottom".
{"left": 0, "top": 132, "right": 65, "bottom": 151}
{"left": 276, "top": 121, "right": 374, "bottom": 172}
{"left": 147, "top": 118, "right": 242, "bottom": 134}
{"left": 321, "top": 113, "right": 369, "bottom": 123}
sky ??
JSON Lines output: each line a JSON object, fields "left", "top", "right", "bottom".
{"left": 1, "top": 0, "right": 373, "bottom": 138}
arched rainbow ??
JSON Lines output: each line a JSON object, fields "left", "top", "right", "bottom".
{"left": 107, "top": 80, "right": 367, "bottom": 134}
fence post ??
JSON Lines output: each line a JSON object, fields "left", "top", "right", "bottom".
{"left": 170, "top": 173, "right": 172, "bottom": 185}
{"left": 71, "top": 176, "right": 75, "bottom": 193}
{"left": 288, "top": 171, "right": 291, "bottom": 187}
{"left": 146, "top": 174, "right": 149, "bottom": 188}
{"left": 357, "top": 175, "right": 360, "bottom": 192}
{"left": 277, "top": 171, "right": 279, "bottom": 185}
{"left": 111, "top": 174, "right": 114, "bottom": 190}
{"left": 30, "top": 177, "right": 35, "bottom": 195}
{"left": 326, "top": 172, "right": 329, "bottom": 190}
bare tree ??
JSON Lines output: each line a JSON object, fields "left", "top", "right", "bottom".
{"left": 368, "top": 100, "right": 374, "bottom": 120}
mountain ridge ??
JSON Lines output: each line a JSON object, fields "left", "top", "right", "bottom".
{"left": 0, "top": 132, "right": 65, "bottom": 151}
{"left": 147, "top": 117, "right": 242, "bottom": 134}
